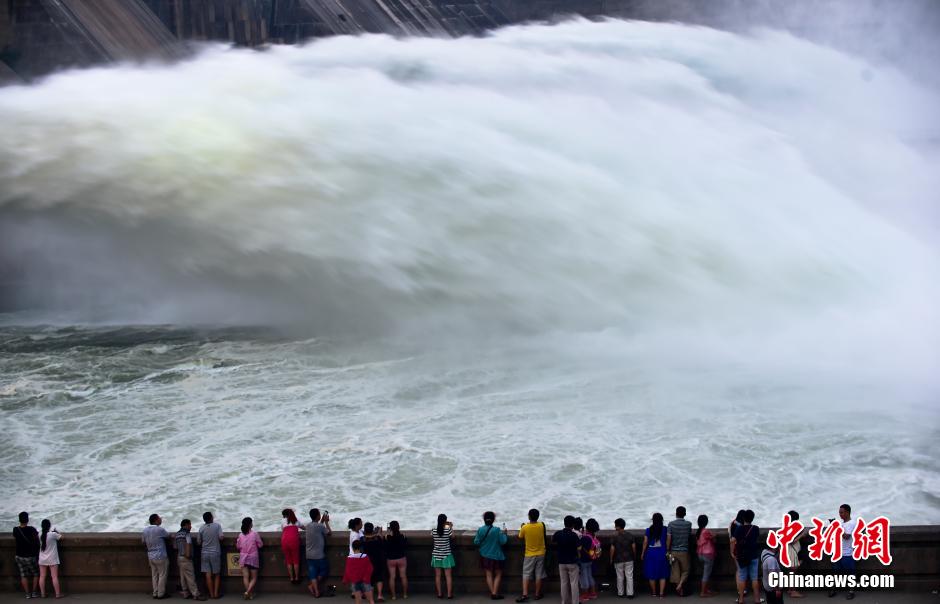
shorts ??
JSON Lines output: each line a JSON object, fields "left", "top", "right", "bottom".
{"left": 15, "top": 556, "right": 39, "bottom": 578}
{"left": 480, "top": 557, "right": 505, "bottom": 571}
{"left": 201, "top": 553, "right": 222, "bottom": 575}
{"left": 431, "top": 554, "right": 455, "bottom": 569}
{"left": 308, "top": 558, "right": 330, "bottom": 580}
{"left": 387, "top": 557, "right": 407, "bottom": 573}
{"left": 737, "top": 559, "right": 759, "bottom": 582}
{"left": 352, "top": 582, "right": 373, "bottom": 593}
{"left": 522, "top": 555, "right": 547, "bottom": 580}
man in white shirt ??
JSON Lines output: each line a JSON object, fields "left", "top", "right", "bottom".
{"left": 142, "top": 514, "right": 170, "bottom": 599}
{"left": 828, "top": 504, "right": 857, "bottom": 600}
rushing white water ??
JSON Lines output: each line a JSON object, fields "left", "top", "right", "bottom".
{"left": 1, "top": 19, "right": 938, "bottom": 531}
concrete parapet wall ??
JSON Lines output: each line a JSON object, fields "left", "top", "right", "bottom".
{"left": 1, "top": 526, "right": 937, "bottom": 594}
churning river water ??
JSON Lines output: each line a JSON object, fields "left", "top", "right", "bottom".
{"left": 1, "top": 19, "right": 938, "bottom": 530}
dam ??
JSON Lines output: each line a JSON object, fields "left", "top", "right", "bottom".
{"left": 2, "top": 0, "right": 939, "bottom": 82}
{"left": 1, "top": 0, "right": 938, "bottom": 595}
{"left": 1, "top": 527, "right": 938, "bottom": 594}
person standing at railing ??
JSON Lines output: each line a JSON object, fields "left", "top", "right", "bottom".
{"left": 174, "top": 519, "right": 205, "bottom": 601}
{"left": 306, "top": 508, "right": 333, "bottom": 598}
{"left": 385, "top": 520, "right": 409, "bottom": 600}
{"left": 610, "top": 518, "right": 636, "bottom": 599}
{"left": 198, "top": 512, "right": 224, "bottom": 600}
{"left": 38, "top": 519, "right": 65, "bottom": 599}
{"left": 13, "top": 511, "right": 41, "bottom": 600}
{"left": 731, "top": 510, "right": 761, "bottom": 604}
{"left": 667, "top": 506, "right": 693, "bottom": 597}
{"left": 281, "top": 508, "right": 304, "bottom": 584}
{"left": 142, "top": 513, "right": 170, "bottom": 600}
{"left": 553, "top": 515, "right": 582, "bottom": 604}
{"left": 363, "top": 523, "right": 389, "bottom": 602}
{"left": 641, "top": 513, "right": 669, "bottom": 599}
{"left": 695, "top": 515, "right": 717, "bottom": 598}
{"left": 237, "top": 517, "right": 263, "bottom": 600}
{"left": 516, "top": 509, "right": 548, "bottom": 603}
{"left": 431, "top": 514, "right": 455, "bottom": 599}
{"left": 474, "top": 511, "right": 509, "bottom": 600}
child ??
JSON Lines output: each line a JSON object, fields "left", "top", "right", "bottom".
{"left": 363, "top": 523, "right": 388, "bottom": 602}
{"left": 282, "top": 508, "right": 303, "bottom": 584}
{"left": 349, "top": 518, "right": 365, "bottom": 555}
{"left": 237, "top": 517, "right": 264, "bottom": 600}
{"left": 344, "top": 539, "right": 376, "bottom": 604}
{"left": 696, "top": 515, "right": 717, "bottom": 598}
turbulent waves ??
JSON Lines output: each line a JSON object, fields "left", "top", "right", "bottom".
{"left": 0, "top": 19, "right": 938, "bottom": 529}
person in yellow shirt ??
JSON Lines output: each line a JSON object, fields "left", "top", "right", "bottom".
{"left": 516, "top": 509, "right": 547, "bottom": 602}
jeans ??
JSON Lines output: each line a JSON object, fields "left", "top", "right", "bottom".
{"left": 614, "top": 561, "right": 634, "bottom": 596}
{"left": 832, "top": 555, "right": 856, "bottom": 592}
{"left": 579, "top": 562, "right": 594, "bottom": 590}
{"left": 558, "top": 564, "right": 580, "bottom": 604}
{"left": 698, "top": 555, "right": 714, "bottom": 584}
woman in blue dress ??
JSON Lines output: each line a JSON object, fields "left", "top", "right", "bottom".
{"left": 642, "top": 513, "right": 669, "bottom": 597}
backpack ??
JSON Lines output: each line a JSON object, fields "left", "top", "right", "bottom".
{"left": 586, "top": 533, "right": 602, "bottom": 561}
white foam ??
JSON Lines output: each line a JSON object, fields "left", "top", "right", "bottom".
{"left": 0, "top": 19, "right": 938, "bottom": 530}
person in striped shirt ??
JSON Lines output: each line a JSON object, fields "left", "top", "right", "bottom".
{"left": 431, "top": 514, "right": 455, "bottom": 599}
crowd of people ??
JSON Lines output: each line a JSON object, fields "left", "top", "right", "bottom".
{"left": 11, "top": 505, "right": 862, "bottom": 603}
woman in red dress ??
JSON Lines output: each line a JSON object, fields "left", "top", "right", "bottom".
{"left": 281, "top": 508, "right": 303, "bottom": 584}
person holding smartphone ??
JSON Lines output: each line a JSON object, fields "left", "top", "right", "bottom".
{"left": 306, "top": 508, "right": 333, "bottom": 598}
{"left": 431, "top": 514, "right": 455, "bottom": 599}
{"left": 38, "top": 519, "right": 65, "bottom": 599}
{"left": 474, "top": 511, "right": 509, "bottom": 600}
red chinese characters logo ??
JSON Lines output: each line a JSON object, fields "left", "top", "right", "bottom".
{"left": 807, "top": 517, "right": 843, "bottom": 562}
{"left": 801, "top": 515, "right": 891, "bottom": 565}
{"left": 766, "top": 514, "right": 804, "bottom": 567}
{"left": 852, "top": 516, "right": 892, "bottom": 565}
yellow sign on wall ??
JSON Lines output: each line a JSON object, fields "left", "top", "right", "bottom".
{"left": 226, "top": 552, "right": 242, "bottom": 575}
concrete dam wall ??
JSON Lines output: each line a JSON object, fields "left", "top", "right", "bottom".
{"left": 0, "top": 0, "right": 512, "bottom": 79}
{"left": 3, "top": 0, "right": 939, "bottom": 82}
{"left": 1, "top": 526, "right": 938, "bottom": 594}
